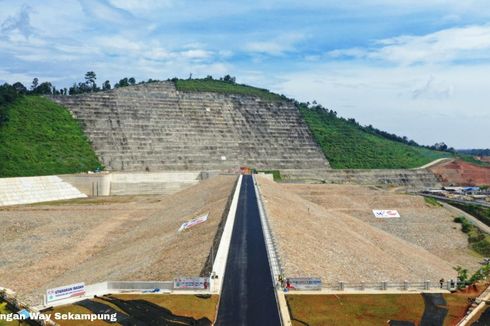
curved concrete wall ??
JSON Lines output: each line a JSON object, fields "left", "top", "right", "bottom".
{"left": 0, "top": 175, "right": 86, "bottom": 206}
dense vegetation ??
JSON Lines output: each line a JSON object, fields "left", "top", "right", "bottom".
{"left": 0, "top": 96, "right": 101, "bottom": 177}
{"left": 299, "top": 105, "right": 450, "bottom": 169}
{"left": 458, "top": 149, "right": 490, "bottom": 157}
{"left": 453, "top": 216, "right": 490, "bottom": 256}
{"left": 451, "top": 203, "right": 490, "bottom": 227}
{"left": 174, "top": 76, "right": 286, "bottom": 102}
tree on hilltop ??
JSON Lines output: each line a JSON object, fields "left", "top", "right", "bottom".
{"left": 84, "top": 71, "right": 97, "bottom": 91}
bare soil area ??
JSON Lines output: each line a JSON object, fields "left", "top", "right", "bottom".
{"left": 429, "top": 159, "right": 490, "bottom": 186}
{"left": 257, "top": 177, "right": 480, "bottom": 284}
{"left": 0, "top": 175, "right": 236, "bottom": 305}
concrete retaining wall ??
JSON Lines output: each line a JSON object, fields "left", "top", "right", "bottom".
{"left": 0, "top": 175, "right": 86, "bottom": 206}
{"left": 281, "top": 168, "right": 441, "bottom": 189}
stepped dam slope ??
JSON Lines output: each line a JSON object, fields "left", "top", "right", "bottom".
{"left": 53, "top": 82, "right": 329, "bottom": 172}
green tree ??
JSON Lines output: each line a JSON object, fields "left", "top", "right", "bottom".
{"left": 128, "top": 77, "right": 136, "bottom": 85}
{"left": 84, "top": 71, "right": 97, "bottom": 91}
{"left": 31, "top": 77, "right": 39, "bottom": 90}
{"left": 102, "top": 80, "right": 111, "bottom": 91}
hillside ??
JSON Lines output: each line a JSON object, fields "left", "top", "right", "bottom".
{"left": 299, "top": 105, "right": 450, "bottom": 169}
{"left": 0, "top": 96, "right": 101, "bottom": 177}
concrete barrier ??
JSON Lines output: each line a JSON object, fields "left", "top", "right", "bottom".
{"left": 210, "top": 175, "right": 243, "bottom": 293}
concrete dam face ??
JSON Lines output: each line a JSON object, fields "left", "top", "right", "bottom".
{"left": 54, "top": 82, "right": 330, "bottom": 171}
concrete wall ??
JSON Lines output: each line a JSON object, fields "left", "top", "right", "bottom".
{"left": 0, "top": 175, "right": 86, "bottom": 206}
{"left": 52, "top": 82, "right": 329, "bottom": 171}
{"left": 110, "top": 171, "right": 201, "bottom": 195}
{"left": 60, "top": 171, "right": 203, "bottom": 196}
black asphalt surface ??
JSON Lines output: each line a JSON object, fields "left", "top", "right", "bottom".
{"left": 420, "top": 293, "right": 448, "bottom": 326}
{"left": 216, "top": 175, "right": 281, "bottom": 326}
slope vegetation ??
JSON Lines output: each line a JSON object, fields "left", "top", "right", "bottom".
{"left": 0, "top": 96, "right": 100, "bottom": 177}
{"left": 300, "top": 106, "right": 450, "bottom": 169}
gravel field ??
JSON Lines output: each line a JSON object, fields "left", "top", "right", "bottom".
{"left": 257, "top": 177, "right": 480, "bottom": 285}
{"left": 0, "top": 175, "right": 236, "bottom": 305}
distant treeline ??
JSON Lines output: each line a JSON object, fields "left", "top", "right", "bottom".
{"left": 458, "top": 149, "right": 490, "bottom": 157}
{"left": 298, "top": 102, "right": 455, "bottom": 152}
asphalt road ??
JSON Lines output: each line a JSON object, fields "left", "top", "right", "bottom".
{"left": 216, "top": 175, "right": 281, "bottom": 326}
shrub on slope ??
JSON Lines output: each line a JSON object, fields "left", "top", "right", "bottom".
{"left": 0, "top": 96, "right": 101, "bottom": 177}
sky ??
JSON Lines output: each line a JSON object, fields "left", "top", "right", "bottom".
{"left": 1, "top": 1, "right": 489, "bottom": 149}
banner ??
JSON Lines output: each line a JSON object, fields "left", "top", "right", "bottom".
{"left": 46, "top": 282, "right": 85, "bottom": 303}
{"left": 178, "top": 214, "right": 208, "bottom": 232}
{"left": 287, "top": 277, "right": 322, "bottom": 290}
{"left": 372, "top": 210, "right": 400, "bottom": 218}
{"left": 173, "top": 277, "right": 209, "bottom": 290}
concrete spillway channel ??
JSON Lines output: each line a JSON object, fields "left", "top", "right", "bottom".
{"left": 215, "top": 175, "right": 281, "bottom": 325}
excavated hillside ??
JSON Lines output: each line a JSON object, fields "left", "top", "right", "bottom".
{"left": 257, "top": 177, "right": 479, "bottom": 284}
{"left": 53, "top": 82, "right": 329, "bottom": 171}
{"left": 429, "top": 159, "right": 490, "bottom": 186}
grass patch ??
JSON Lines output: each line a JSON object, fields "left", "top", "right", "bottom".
{"left": 0, "top": 96, "right": 101, "bottom": 177}
{"left": 174, "top": 79, "right": 285, "bottom": 102}
{"left": 425, "top": 197, "right": 443, "bottom": 207}
{"left": 257, "top": 170, "right": 282, "bottom": 181}
{"left": 454, "top": 216, "right": 490, "bottom": 256}
{"left": 112, "top": 294, "right": 218, "bottom": 321}
{"left": 0, "top": 300, "right": 31, "bottom": 326}
{"left": 287, "top": 294, "right": 424, "bottom": 326}
{"left": 299, "top": 106, "right": 450, "bottom": 169}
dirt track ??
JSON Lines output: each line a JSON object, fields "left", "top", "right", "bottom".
{"left": 0, "top": 175, "right": 236, "bottom": 305}
{"left": 257, "top": 177, "right": 481, "bottom": 284}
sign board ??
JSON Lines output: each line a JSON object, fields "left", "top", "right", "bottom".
{"left": 287, "top": 277, "right": 322, "bottom": 290}
{"left": 178, "top": 214, "right": 208, "bottom": 232}
{"left": 46, "top": 282, "right": 85, "bottom": 303}
{"left": 173, "top": 277, "right": 209, "bottom": 290}
{"left": 372, "top": 210, "right": 400, "bottom": 218}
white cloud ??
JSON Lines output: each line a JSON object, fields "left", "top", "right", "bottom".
{"left": 329, "top": 24, "right": 490, "bottom": 66}
{"left": 244, "top": 33, "right": 304, "bottom": 55}
{"left": 274, "top": 63, "right": 490, "bottom": 148}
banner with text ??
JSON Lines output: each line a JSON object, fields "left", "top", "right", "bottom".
{"left": 173, "top": 277, "right": 210, "bottom": 290}
{"left": 178, "top": 214, "right": 209, "bottom": 232}
{"left": 46, "top": 282, "right": 86, "bottom": 303}
{"left": 372, "top": 210, "right": 400, "bottom": 218}
{"left": 287, "top": 277, "right": 322, "bottom": 290}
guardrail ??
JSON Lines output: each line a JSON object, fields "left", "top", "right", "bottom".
{"left": 284, "top": 280, "right": 458, "bottom": 292}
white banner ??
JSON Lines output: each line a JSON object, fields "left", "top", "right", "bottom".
{"left": 173, "top": 277, "right": 209, "bottom": 290}
{"left": 178, "top": 214, "right": 208, "bottom": 232}
{"left": 46, "top": 282, "right": 85, "bottom": 303}
{"left": 287, "top": 277, "right": 322, "bottom": 290}
{"left": 373, "top": 210, "right": 400, "bottom": 218}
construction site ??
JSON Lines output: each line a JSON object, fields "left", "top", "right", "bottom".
{"left": 1, "top": 81, "right": 490, "bottom": 325}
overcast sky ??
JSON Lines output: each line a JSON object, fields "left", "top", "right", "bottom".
{"left": 1, "top": 1, "right": 489, "bottom": 149}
